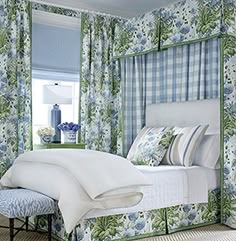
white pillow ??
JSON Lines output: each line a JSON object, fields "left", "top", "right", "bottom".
{"left": 127, "top": 127, "right": 150, "bottom": 160}
{"left": 193, "top": 134, "right": 220, "bottom": 169}
{"left": 162, "top": 125, "right": 209, "bottom": 167}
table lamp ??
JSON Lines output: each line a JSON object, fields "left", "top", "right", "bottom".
{"left": 43, "top": 83, "right": 72, "bottom": 143}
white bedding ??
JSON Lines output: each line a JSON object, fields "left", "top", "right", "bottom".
{"left": 85, "top": 165, "right": 220, "bottom": 219}
{"left": 0, "top": 149, "right": 151, "bottom": 233}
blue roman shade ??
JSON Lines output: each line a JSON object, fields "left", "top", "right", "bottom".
{"left": 32, "top": 23, "right": 80, "bottom": 81}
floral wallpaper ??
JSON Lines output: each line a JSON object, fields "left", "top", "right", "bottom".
{"left": 0, "top": 0, "right": 32, "bottom": 177}
{"left": 114, "top": 0, "right": 222, "bottom": 58}
{"left": 221, "top": 0, "right": 236, "bottom": 36}
{"left": 159, "top": 0, "right": 222, "bottom": 47}
{"left": 114, "top": 13, "right": 157, "bottom": 57}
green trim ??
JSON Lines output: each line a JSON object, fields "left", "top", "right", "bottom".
{"left": 168, "top": 220, "right": 220, "bottom": 234}
{"left": 113, "top": 34, "right": 222, "bottom": 60}
{"left": 78, "top": 14, "right": 85, "bottom": 144}
{"left": 113, "top": 46, "right": 160, "bottom": 60}
{"left": 160, "top": 34, "right": 222, "bottom": 50}
{"left": 114, "top": 231, "right": 166, "bottom": 241}
{"left": 29, "top": 1, "right": 33, "bottom": 151}
{"left": 33, "top": 143, "right": 85, "bottom": 150}
{"left": 118, "top": 59, "right": 125, "bottom": 157}
{"left": 165, "top": 207, "right": 169, "bottom": 234}
{"left": 220, "top": 36, "right": 225, "bottom": 224}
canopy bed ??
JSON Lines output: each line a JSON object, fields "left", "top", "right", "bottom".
{"left": 1, "top": 99, "right": 221, "bottom": 241}
{"left": 0, "top": 0, "right": 236, "bottom": 241}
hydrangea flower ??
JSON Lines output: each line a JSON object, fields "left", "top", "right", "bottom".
{"left": 57, "top": 122, "right": 81, "bottom": 132}
{"left": 135, "top": 218, "right": 146, "bottom": 230}
{"left": 180, "top": 24, "right": 190, "bottom": 34}
{"left": 224, "top": 83, "right": 234, "bottom": 95}
{"left": 37, "top": 126, "right": 55, "bottom": 137}
{"left": 128, "top": 212, "right": 139, "bottom": 221}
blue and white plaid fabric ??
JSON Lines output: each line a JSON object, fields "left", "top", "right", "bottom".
{"left": 120, "top": 38, "right": 220, "bottom": 156}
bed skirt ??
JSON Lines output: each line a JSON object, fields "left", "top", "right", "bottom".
{"left": 32, "top": 189, "right": 220, "bottom": 241}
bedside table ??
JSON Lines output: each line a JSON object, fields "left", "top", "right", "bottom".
{"left": 33, "top": 143, "right": 85, "bottom": 150}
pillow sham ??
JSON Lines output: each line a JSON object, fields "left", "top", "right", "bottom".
{"left": 162, "top": 125, "right": 209, "bottom": 167}
{"left": 193, "top": 134, "right": 220, "bottom": 169}
{"left": 127, "top": 127, "right": 150, "bottom": 161}
{"left": 130, "top": 127, "right": 174, "bottom": 166}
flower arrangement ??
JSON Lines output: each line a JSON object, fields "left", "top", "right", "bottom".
{"left": 57, "top": 122, "right": 81, "bottom": 133}
{"left": 37, "top": 126, "right": 55, "bottom": 137}
{"left": 37, "top": 126, "right": 55, "bottom": 144}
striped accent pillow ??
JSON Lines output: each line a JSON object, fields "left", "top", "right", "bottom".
{"left": 162, "top": 125, "right": 209, "bottom": 167}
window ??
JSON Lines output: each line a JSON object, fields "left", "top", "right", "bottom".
{"left": 32, "top": 78, "right": 80, "bottom": 144}
{"left": 32, "top": 11, "right": 81, "bottom": 144}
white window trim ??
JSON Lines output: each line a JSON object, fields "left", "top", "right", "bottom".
{"left": 32, "top": 9, "right": 81, "bottom": 30}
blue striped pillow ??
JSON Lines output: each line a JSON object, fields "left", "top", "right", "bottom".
{"left": 162, "top": 125, "right": 209, "bottom": 167}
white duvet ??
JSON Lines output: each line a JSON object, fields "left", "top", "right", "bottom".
{"left": 0, "top": 149, "right": 151, "bottom": 233}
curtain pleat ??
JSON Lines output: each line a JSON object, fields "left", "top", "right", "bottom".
{"left": 80, "top": 13, "right": 123, "bottom": 155}
{"left": 121, "top": 38, "right": 220, "bottom": 156}
{"left": 0, "top": 0, "right": 32, "bottom": 177}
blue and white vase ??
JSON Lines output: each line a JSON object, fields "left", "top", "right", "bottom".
{"left": 63, "top": 130, "right": 76, "bottom": 143}
{"left": 40, "top": 135, "right": 53, "bottom": 144}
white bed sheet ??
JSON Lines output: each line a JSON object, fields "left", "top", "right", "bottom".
{"left": 85, "top": 165, "right": 220, "bottom": 219}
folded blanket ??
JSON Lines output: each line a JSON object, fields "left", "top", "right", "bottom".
{"left": 0, "top": 149, "right": 151, "bottom": 233}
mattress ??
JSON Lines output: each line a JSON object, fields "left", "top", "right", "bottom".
{"left": 85, "top": 165, "right": 220, "bottom": 219}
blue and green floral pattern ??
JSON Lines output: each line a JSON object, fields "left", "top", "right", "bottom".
{"left": 0, "top": 0, "right": 32, "bottom": 177}
{"left": 31, "top": 190, "right": 220, "bottom": 241}
{"left": 114, "top": 13, "right": 156, "bottom": 57}
{"left": 167, "top": 189, "right": 221, "bottom": 232}
{"left": 80, "top": 13, "right": 123, "bottom": 155}
{"left": 131, "top": 128, "right": 174, "bottom": 166}
{"left": 222, "top": 0, "right": 236, "bottom": 36}
{"left": 222, "top": 34, "right": 236, "bottom": 228}
{"left": 32, "top": 2, "right": 81, "bottom": 18}
{"left": 159, "top": 0, "right": 222, "bottom": 47}
{"left": 114, "top": 0, "right": 222, "bottom": 58}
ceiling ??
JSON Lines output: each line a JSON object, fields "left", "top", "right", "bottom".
{"left": 36, "top": 0, "right": 179, "bottom": 18}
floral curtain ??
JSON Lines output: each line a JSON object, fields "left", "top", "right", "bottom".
{"left": 80, "top": 13, "right": 123, "bottom": 155}
{"left": 0, "top": 0, "right": 32, "bottom": 177}
{"left": 222, "top": 35, "right": 236, "bottom": 228}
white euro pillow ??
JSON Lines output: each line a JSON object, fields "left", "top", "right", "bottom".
{"left": 193, "top": 134, "right": 220, "bottom": 169}
{"left": 127, "top": 127, "right": 150, "bottom": 161}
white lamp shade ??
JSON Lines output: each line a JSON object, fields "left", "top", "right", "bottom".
{"left": 43, "top": 85, "right": 72, "bottom": 104}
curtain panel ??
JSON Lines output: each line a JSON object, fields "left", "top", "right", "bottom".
{"left": 80, "top": 13, "right": 123, "bottom": 155}
{"left": 0, "top": 0, "right": 32, "bottom": 177}
{"left": 121, "top": 38, "right": 220, "bottom": 156}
